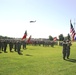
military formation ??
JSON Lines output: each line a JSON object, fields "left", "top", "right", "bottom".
{"left": 0, "top": 39, "right": 26, "bottom": 55}
{"left": 0, "top": 39, "right": 58, "bottom": 55}
{"left": 0, "top": 39, "right": 72, "bottom": 59}
{"left": 30, "top": 40, "right": 56, "bottom": 47}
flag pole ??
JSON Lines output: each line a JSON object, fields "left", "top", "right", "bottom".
{"left": 70, "top": 19, "right": 73, "bottom": 41}
{"left": 74, "top": 19, "right": 76, "bottom": 32}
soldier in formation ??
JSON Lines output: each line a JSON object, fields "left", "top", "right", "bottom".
{"left": 0, "top": 39, "right": 26, "bottom": 55}
{"left": 0, "top": 39, "right": 8, "bottom": 53}
{"left": 16, "top": 40, "right": 23, "bottom": 55}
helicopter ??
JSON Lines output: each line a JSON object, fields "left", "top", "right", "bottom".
{"left": 30, "top": 20, "right": 36, "bottom": 23}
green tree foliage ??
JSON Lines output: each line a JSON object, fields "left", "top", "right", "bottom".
{"left": 49, "top": 35, "right": 53, "bottom": 41}
{"left": 59, "top": 34, "right": 64, "bottom": 41}
{"left": 0, "top": 35, "right": 13, "bottom": 39}
{"left": 67, "top": 33, "right": 71, "bottom": 41}
{"left": 64, "top": 34, "right": 71, "bottom": 41}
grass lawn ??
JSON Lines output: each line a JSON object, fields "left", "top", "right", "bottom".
{"left": 0, "top": 42, "right": 76, "bottom": 75}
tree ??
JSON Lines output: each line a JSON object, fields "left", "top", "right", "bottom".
{"left": 49, "top": 35, "right": 53, "bottom": 41}
{"left": 67, "top": 33, "right": 71, "bottom": 41}
{"left": 59, "top": 34, "right": 64, "bottom": 41}
{"left": 64, "top": 34, "right": 71, "bottom": 41}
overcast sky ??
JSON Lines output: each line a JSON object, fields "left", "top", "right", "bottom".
{"left": 0, "top": 0, "right": 76, "bottom": 38}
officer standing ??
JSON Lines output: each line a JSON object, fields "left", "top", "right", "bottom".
{"left": 62, "top": 40, "right": 67, "bottom": 60}
{"left": 66, "top": 40, "right": 72, "bottom": 59}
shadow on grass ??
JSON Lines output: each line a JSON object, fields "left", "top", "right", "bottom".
{"left": 25, "top": 54, "right": 33, "bottom": 56}
{"left": 0, "top": 52, "right": 2, "bottom": 53}
{"left": 66, "top": 58, "right": 76, "bottom": 63}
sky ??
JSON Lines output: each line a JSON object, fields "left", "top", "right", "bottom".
{"left": 0, "top": 0, "right": 76, "bottom": 39}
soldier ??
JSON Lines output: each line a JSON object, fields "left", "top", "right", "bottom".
{"left": 0, "top": 40, "right": 2, "bottom": 53}
{"left": 16, "top": 40, "right": 23, "bottom": 55}
{"left": 22, "top": 40, "right": 26, "bottom": 49}
{"left": 51, "top": 41, "right": 54, "bottom": 47}
{"left": 9, "top": 40, "right": 13, "bottom": 52}
{"left": 14, "top": 40, "right": 17, "bottom": 52}
{"left": 66, "top": 40, "right": 72, "bottom": 59}
{"left": 1, "top": 40, "right": 4, "bottom": 51}
{"left": 62, "top": 40, "right": 67, "bottom": 60}
{"left": 4, "top": 40, "right": 8, "bottom": 53}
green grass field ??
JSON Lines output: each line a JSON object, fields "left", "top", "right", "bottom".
{"left": 0, "top": 42, "right": 76, "bottom": 75}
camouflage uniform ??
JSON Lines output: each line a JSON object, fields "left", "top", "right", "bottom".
{"left": 4, "top": 40, "right": 8, "bottom": 53}
{"left": 62, "top": 40, "right": 67, "bottom": 60}
{"left": 16, "top": 41, "right": 22, "bottom": 55}
{"left": 9, "top": 40, "right": 13, "bottom": 52}
{"left": 66, "top": 41, "right": 72, "bottom": 59}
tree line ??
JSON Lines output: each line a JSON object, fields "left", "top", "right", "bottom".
{"left": 0, "top": 33, "right": 71, "bottom": 41}
{"left": 0, "top": 35, "right": 14, "bottom": 39}
{"left": 49, "top": 33, "right": 71, "bottom": 41}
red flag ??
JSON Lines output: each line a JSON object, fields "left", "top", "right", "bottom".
{"left": 22, "top": 31, "right": 27, "bottom": 40}
{"left": 27, "top": 35, "right": 31, "bottom": 43}
{"left": 53, "top": 37, "right": 57, "bottom": 41}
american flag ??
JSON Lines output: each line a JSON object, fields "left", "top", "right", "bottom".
{"left": 74, "top": 34, "right": 76, "bottom": 40}
{"left": 70, "top": 20, "right": 75, "bottom": 40}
